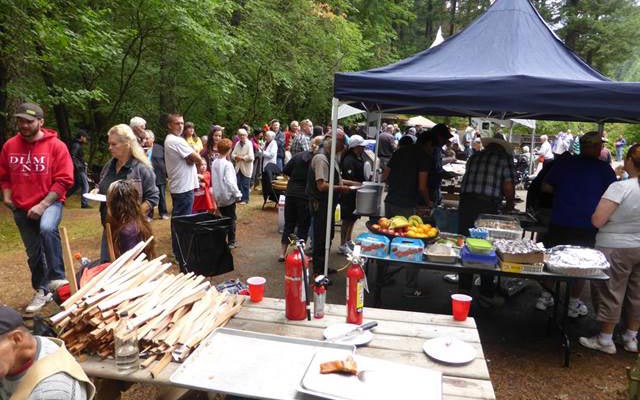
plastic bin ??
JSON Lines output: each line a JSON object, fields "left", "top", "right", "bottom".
{"left": 172, "top": 213, "right": 234, "bottom": 276}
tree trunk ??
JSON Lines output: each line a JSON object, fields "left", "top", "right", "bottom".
{"left": 0, "top": 48, "right": 8, "bottom": 145}
{"left": 449, "top": 0, "right": 458, "bottom": 36}
{"left": 35, "top": 43, "right": 71, "bottom": 141}
{"left": 425, "top": 0, "right": 433, "bottom": 39}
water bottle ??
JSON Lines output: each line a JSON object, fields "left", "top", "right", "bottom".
{"left": 114, "top": 311, "right": 139, "bottom": 373}
{"left": 80, "top": 257, "right": 91, "bottom": 268}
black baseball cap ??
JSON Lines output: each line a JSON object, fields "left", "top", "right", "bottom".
{"left": 0, "top": 305, "right": 24, "bottom": 335}
{"left": 14, "top": 102, "right": 44, "bottom": 121}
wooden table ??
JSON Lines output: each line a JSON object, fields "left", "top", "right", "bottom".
{"left": 81, "top": 297, "right": 495, "bottom": 400}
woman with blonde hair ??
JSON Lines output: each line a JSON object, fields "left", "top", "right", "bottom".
{"left": 96, "top": 124, "right": 158, "bottom": 261}
{"left": 107, "top": 180, "right": 155, "bottom": 259}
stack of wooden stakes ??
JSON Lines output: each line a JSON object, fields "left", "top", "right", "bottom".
{"left": 50, "top": 238, "right": 245, "bottom": 377}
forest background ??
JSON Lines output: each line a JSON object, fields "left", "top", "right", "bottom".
{"left": 2, "top": 0, "right": 640, "bottom": 164}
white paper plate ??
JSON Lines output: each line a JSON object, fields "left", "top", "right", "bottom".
{"left": 323, "top": 323, "right": 373, "bottom": 346}
{"left": 83, "top": 193, "right": 107, "bottom": 202}
{"left": 423, "top": 336, "right": 476, "bottom": 364}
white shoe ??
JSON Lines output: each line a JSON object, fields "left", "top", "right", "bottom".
{"left": 48, "top": 279, "right": 69, "bottom": 291}
{"left": 624, "top": 336, "right": 638, "bottom": 353}
{"left": 26, "top": 290, "right": 52, "bottom": 313}
{"left": 535, "top": 292, "right": 554, "bottom": 311}
{"left": 443, "top": 273, "right": 459, "bottom": 284}
{"left": 579, "top": 336, "right": 616, "bottom": 354}
{"left": 337, "top": 244, "right": 348, "bottom": 254}
{"left": 568, "top": 299, "right": 588, "bottom": 318}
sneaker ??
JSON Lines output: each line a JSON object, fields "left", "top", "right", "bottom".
{"left": 238, "top": 202, "right": 247, "bottom": 205}
{"left": 81, "top": 204, "right": 92, "bottom": 209}
{"left": 26, "top": 290, "right": 52, "bottom": 313}
{"left": 161, "top": 215, "right": 170, "bottom": 220}
{"left": 443, "top": 273, "right": 458, "bottom": 284}
{"left": 624, "top": 335, "right": 638, "bottom": 353}
{"left": 228, "top": 242, "right": 238, "bottom": 249}
{"left": 579, "top": 336, "right": 616, "bottom": 354}
{"left": 535, "top": 292, "right": 554, "bottom": 311}
{"left": 568, "top": 299, "right": 588, "bottom": 318}
{"left": 48, "top": 279, "right": 69, "bottom": 291}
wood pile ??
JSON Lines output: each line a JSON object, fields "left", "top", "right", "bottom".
{"left": 50, "top": 239, "right": 244, "bottom": 377}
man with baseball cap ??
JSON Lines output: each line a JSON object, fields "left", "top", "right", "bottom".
{"left": 0, "top": 305, "right": 95, "bottom": 399}
{"left": 0, "top": 103, "right": 74, "bottom": 313}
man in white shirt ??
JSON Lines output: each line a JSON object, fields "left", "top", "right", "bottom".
{"left": 231, "top": 129, "right": 254, "bottom": 204}
{"left": 163, "top": 113, "right": 203, "bottom": 260}
{"left": 536, "top": 134, "right": 554, "bottom": 162}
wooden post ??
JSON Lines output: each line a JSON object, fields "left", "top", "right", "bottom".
{"left": 60, "top": 226, "right": 78, "bottom": 294}
{"left": 105, "top": 222, "right": 116, "bottom": 261}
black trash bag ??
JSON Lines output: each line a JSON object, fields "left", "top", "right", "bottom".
{"left": 172, "top": 213, "right": 234, "bottom": 276}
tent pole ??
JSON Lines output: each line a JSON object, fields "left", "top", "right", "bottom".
{"left": 324, "top": 98, "right": 340, "bottom": 277}
{"left": 598, "top": 122, "right": 605, "bottom": 135}
{"left": 530, "top": 126, "right": 536, "bottom": 175}
{"left": 508, "top": 124, "right": 514, "bottom": 143}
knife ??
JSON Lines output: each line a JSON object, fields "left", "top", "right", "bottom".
{"left": 327, "top": 321, "right": 378, "bottom": 342}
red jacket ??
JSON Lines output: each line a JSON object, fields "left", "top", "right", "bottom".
{"left": 0, "top": 128, "right": 74, "bottom": 210}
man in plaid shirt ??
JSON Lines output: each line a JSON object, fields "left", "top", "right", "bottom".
{"left": 458, "top": 136, "right": 516, "bottom": 306}
{"left": 290, "top": 119, "right": 312, "bottom": 156}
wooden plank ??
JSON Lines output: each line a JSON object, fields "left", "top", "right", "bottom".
{"left": 225, "top": 317, "right": 485, "bottom": 357}
{"left": 60, "top": 226, "right": 78, "bottom": 294}
{"left": 81, "top": 358, "right": 494, "bottom": 400}
{"left": 246, "top": 297, "right": 477, "bottom": 329}
{"left": 443, "top": 376, "right": 496, "bottom": 400}
{"left": 105, "top": 222, "right": 116, "bottom": 262}
{"left": 233, "top": 307, "right": 481, "bottom": 343}
{"left": 225, "top": 319, "right": 489, "bottom": 381}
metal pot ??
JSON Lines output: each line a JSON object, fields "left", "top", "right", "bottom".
{"left": 356, "top": 189, "right": 378, "bottom": 216}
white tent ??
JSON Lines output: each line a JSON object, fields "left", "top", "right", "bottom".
{"left": 405, "top": 116, "right": 436, "bottom": 128}
{"left": 337, "top": 104, "right": 365, "bottom": 120}
{"left": 430, "top": 27, "right": 445, "bottom": 48}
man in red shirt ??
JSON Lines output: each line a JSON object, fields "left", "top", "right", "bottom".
{"left": 0, "top": 103, "right": 74, "bottom": 312}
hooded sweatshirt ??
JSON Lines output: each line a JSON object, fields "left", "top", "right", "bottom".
{"left": 0, "top": 128, "right": 74, "bottom": 210}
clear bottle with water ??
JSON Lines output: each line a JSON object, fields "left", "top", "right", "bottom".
{"left": 114, "top": 311, "right": 139, "bottom": 374}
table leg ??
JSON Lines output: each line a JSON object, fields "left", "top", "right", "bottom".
{"left": 562, "top": 280, "right": 572, "bottom": 368}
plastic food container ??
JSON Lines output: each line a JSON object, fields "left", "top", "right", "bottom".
{"left": 354, "top": 233, "right": 390, "bottom": 258}
{"left": 425, "top": 244, "right": 459, "bottom": 264}
{"left": 460, "top": 246, "right": 497, "bottom": 269}
{"left": 390, "top": 238, "right": 424, "bottom": 262}
{"left": 465, "top": 238, "right": 494, "bottom": 254}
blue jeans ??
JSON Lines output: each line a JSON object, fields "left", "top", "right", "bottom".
{"left": 237, "top": 173, "right": 251, "bottom": 203}
{"left": 171, "top": 191, "right": 195, "bottom": 259}
{"left": 616, "top": 147, "right": 624, "bottom": 162}
{"left": 68, "top": 170, "right": 90, "bottom": 207}
{"left": 13, "top": 202, "right": 65, "bottom": 291}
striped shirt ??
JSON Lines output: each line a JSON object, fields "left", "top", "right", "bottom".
{"left": 460, "top": 148, "right": 514, "bottom": 199}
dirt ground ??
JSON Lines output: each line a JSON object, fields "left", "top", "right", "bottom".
{"left": 0, "top": 190, "right": 634, "bottom": 399}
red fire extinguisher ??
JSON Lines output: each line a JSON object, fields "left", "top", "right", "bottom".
{"left": 346, "top": 246, "right": 366, "bottom": 325}
{"left": 285, "top": 239, "right": 311, "bottom": 321}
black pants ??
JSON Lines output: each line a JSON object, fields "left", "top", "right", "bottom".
{"left": 282, "top": 196, "right": 311, "bottom": 245}
{"left": 310, "top": 199, "right": 335, "bottom": 276}
{"left": 156, "top": 184, "right": 168, "bottom": 216}
{"left": 219, "top": 203, "right": 237, "bottom": 244}
{"left": 458, "top": 193, "right": 501, "bottom": 297}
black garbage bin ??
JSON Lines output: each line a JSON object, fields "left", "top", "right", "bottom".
{"left": 171, "top": 212, "right": 234, "bottom": 276}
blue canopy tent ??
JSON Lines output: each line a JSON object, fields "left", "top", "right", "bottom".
{"left": 321, "top": 0, "right": 640, "bottom": 275}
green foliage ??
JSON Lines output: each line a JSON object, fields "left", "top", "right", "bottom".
{"left": 1, "top": 0, "right": 640, "bottom": 163}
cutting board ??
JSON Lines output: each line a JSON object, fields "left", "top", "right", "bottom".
{"left": 298, "top": 349, "right": 442, "bottom": 400}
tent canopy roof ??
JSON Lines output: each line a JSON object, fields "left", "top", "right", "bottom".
{"left": 334, "top": 0, "right": 640, "bottom": 123}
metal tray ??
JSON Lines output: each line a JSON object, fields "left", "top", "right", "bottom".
{"left": 170, "top": 328, "right": 354, "bottom": 399}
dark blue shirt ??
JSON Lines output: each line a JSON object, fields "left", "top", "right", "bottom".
{"left": 545, "top": 155, "right": 616, "bottom": 229}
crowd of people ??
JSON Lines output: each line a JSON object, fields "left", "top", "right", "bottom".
{"left": 0, "top": 101, "right": 637, "bottom": 361}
